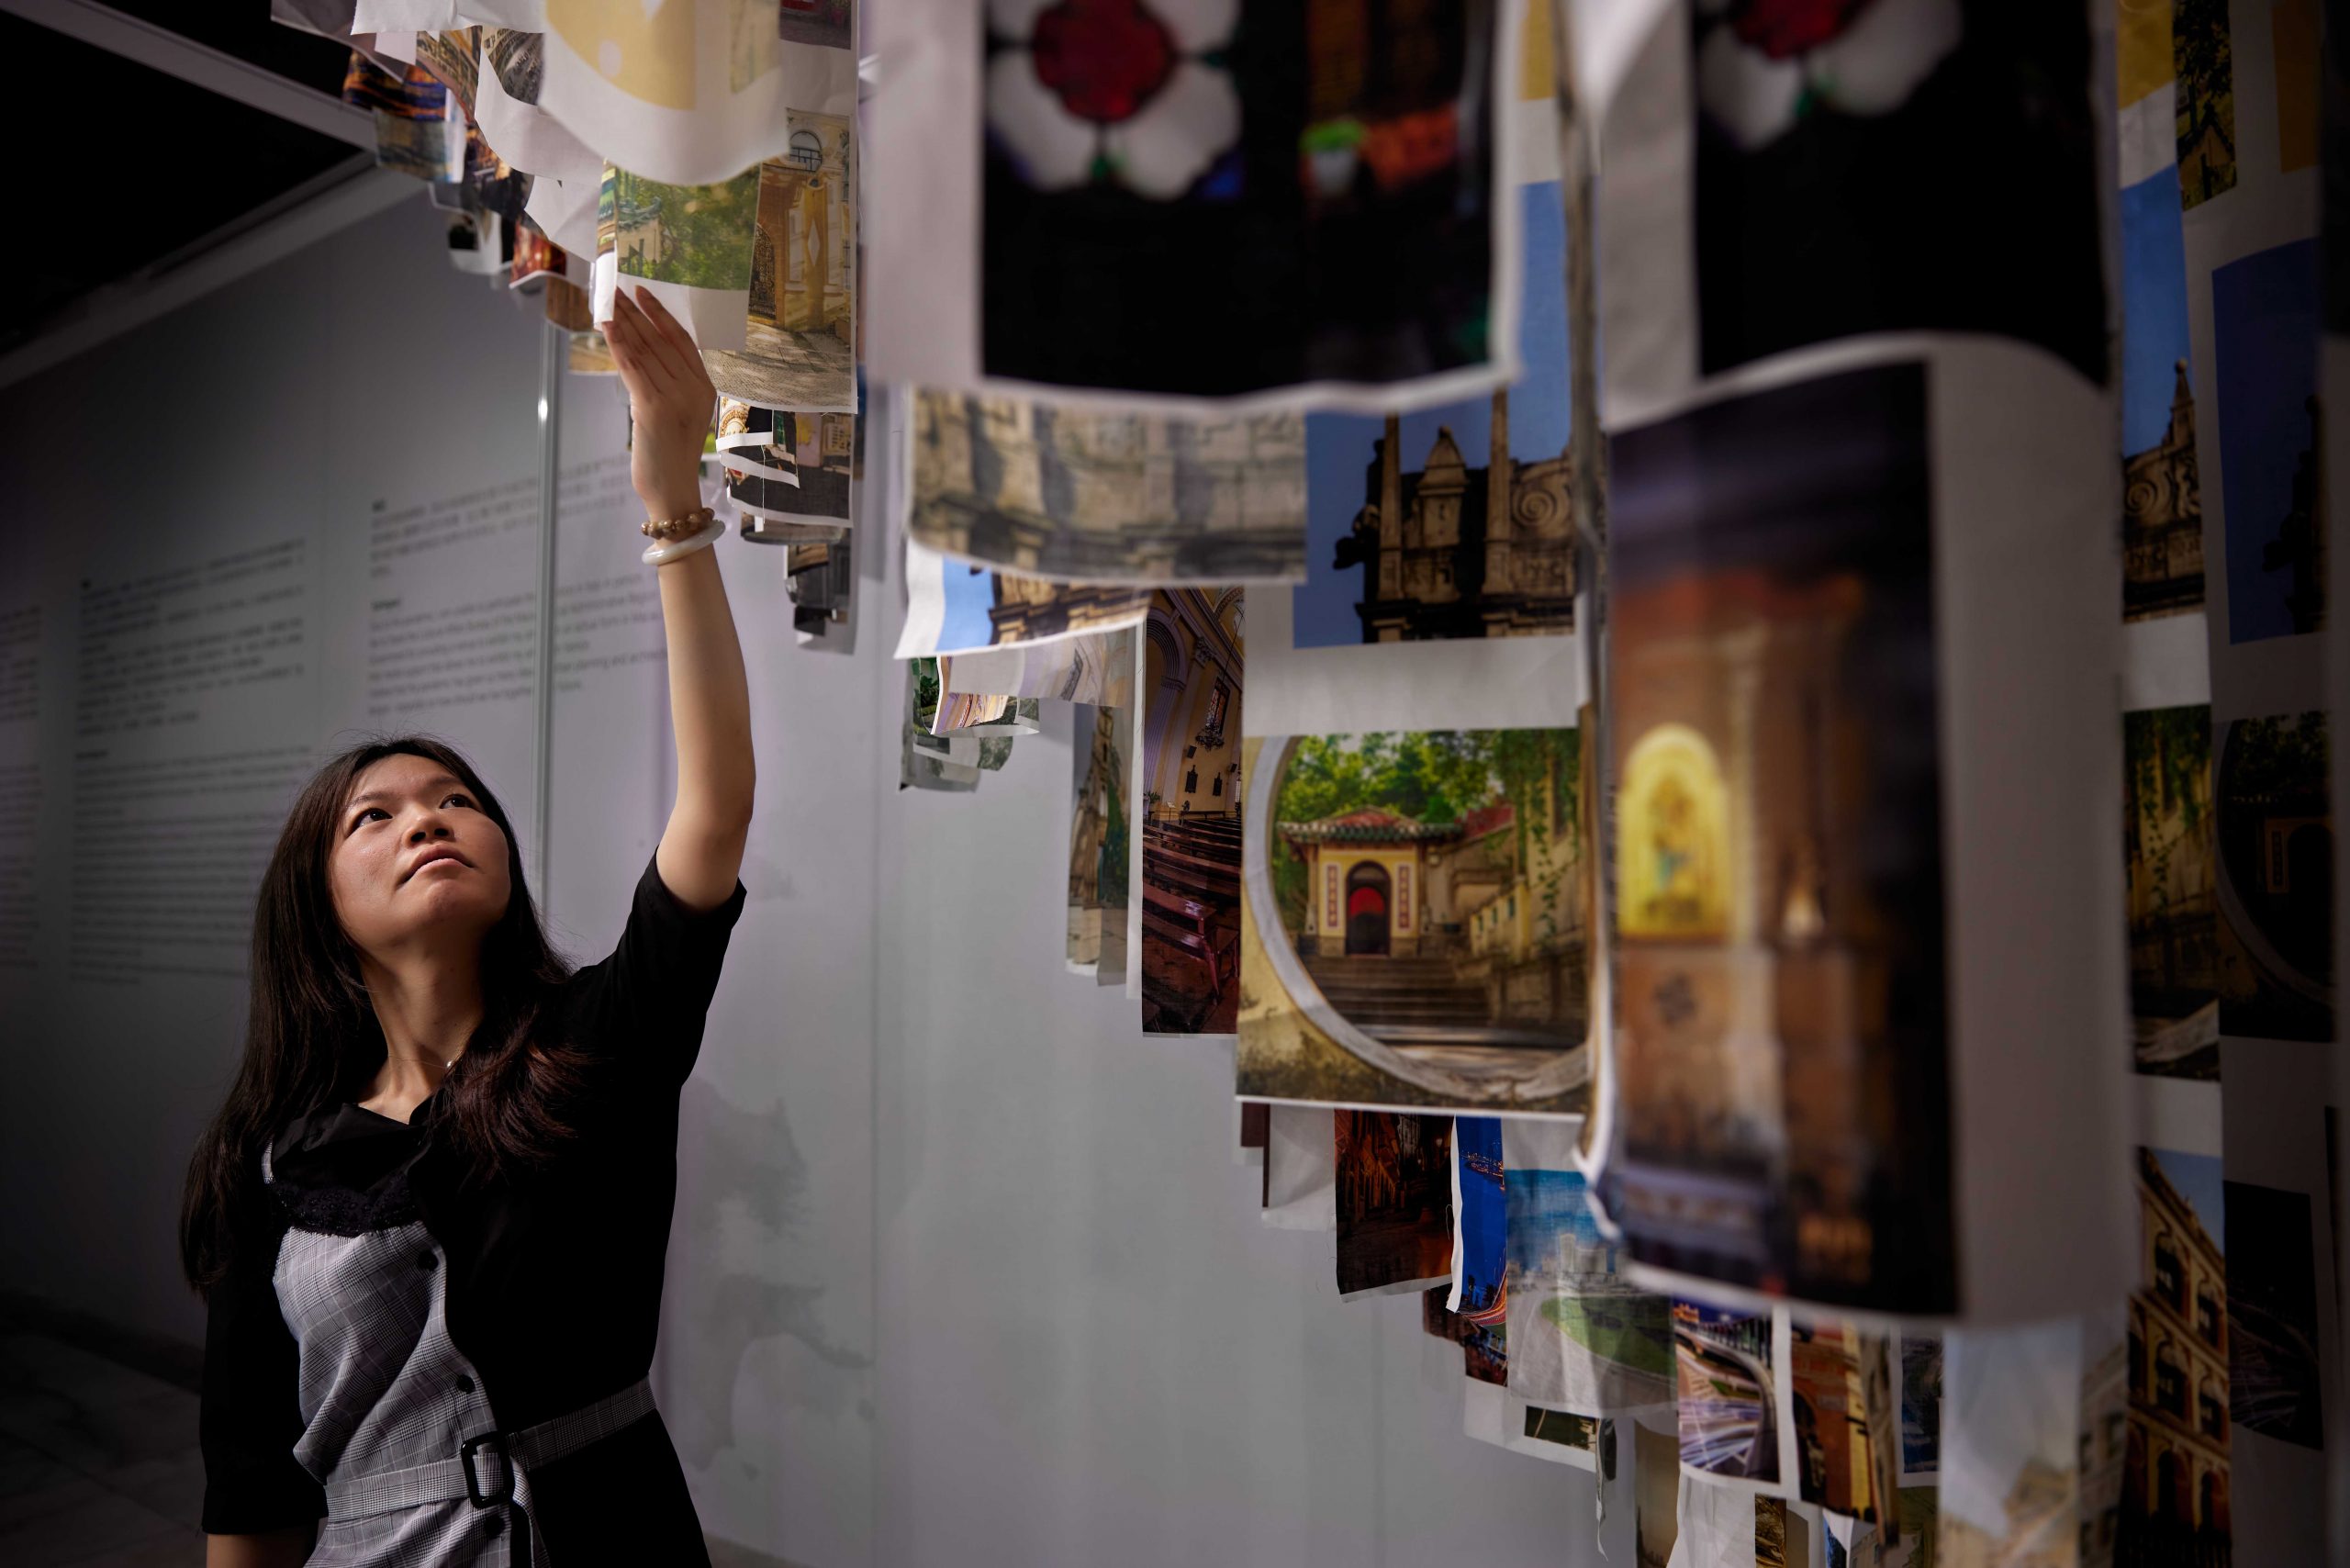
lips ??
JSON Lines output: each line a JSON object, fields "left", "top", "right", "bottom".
{"left": 402, "top": 845, "right": 474, "bottom": 884}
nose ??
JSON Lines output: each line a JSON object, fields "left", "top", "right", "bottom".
{"left": 406, "top": 808, "right": 454, "bottom": 846}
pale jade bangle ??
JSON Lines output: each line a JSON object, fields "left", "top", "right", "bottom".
{"left": 642, "top": 514, "right": 728, "bottom": 566}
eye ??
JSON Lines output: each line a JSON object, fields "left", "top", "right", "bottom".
{"left": 442, "top": 793, "right": 476, "bottom": 811}
{"left": 349, "top": 807, "right": 389, "bottom": 834}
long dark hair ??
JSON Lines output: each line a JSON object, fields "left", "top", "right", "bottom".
{"left": 180, "top": 736, "right": 585, "bottom": 1294}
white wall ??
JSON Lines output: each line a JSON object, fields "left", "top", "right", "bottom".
{"left": 0, "top": 195, "right": 1604, "bottom": 1568}
{"left": 0, "top": 196, "right": 545, "bottom": 1345}
{"left": 872, "top": 688, "right": 1604, "bottom": 1568}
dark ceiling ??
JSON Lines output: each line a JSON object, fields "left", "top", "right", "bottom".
{"left": 1, "top": 6, "right": 364, "bottom": 354}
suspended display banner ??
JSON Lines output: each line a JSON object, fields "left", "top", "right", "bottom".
{"left": 907, "top": 657, "right": 1021, "bottom": 777}
{"left": 930, "top": 693, "right": 1041, "bottom": 736}
{"left": 1137, "top": 589, "right": 1244, "bottom": 1037}
{"left": 907, "top": 395, "right": 1310, "bottom": 585}
{"left": 590, "top": 162, "right": 758, "bottom": 351}
{"left": 1449, "top": 1115, "right": 1506, "bottom": 1316}
{"left": 715, "top": 400, "right": 853, "bottom": 530}
{"left": 1501, "top": 1119, "right": 1673, "bottom": 1417}
{"left": 1237, "top": 722, "right": 1593, "bottom": 1116}
{"left": 1260, "top": 1104, "right": 1336, "bottom": 1232}
{"left": 901, "top": 658, "right": 979, "bottom": 793}
{"left": 703, "top": 116, "right": 858, "bottom": 415}
{"left": 539, "top": 0, "right": 856, "bottom": 189}
{"left": 1334, "top": 1110, "right": 1455, "bottom": 1298}
{"left": 1067, "top": 704, "right": 1113, "bottom": 974}
{"left": 1080, "top": 695, "right": 1145, "bottom": 1002}
{"left": 2106, "top": 1, "right": 2335, "bottom": 1557}
{"left": 944, "top": 627, "right": 1137, "bottom": 711}
{"left": 343, "top": 55, "right": 464, "bottom": 182}
{"left": 475, "top": 29, "right": 604, "bottom": 253}
{"left": 895, "top": 539, "right": 1151, "bottom": 660}
{"left": 867, "top": 0, "right": 1530, "bottom": 415}
{"left": 351, "top": 0, "right": 463, "bottom": 32}
{"left": 1232, "top": 39, "right": 1600, "bottom": 1114}
{"left": 1247, "top": 159, "right": 1586, "bottom": 742}
{"left": 1586, "top": 0, "right": 2132, "bottom": 1325}
{"left": 1935, "top": 1320, "right": 2082, "bottom": 1562}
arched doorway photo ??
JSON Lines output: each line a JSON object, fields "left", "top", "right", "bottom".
{"left": 1346, "top": 864, "right": 1392, "bottom": 956}
{"left": 1256, "top": 734, "right": 1592, "bottom": 1109}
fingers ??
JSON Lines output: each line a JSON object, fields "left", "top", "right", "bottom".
{"left": 618, "top": 286, "right": 695, "bottom": 389}
{"left": 601, "top": 307, "right": 655, "bottom": 404}
{"left": 607, "top": 291, "right": 679, "bottom": 398}
{"left": 631, "top": 286, "right": 709, "bottom": 383}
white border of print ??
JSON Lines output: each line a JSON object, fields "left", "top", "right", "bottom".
{"left": 1243, "top": 735, "right": 1590, "bottom": 1107}
{"left": 1459, "top": 1381, "right": 1608, "bottom": 1475}
{"left": 1248, "top": 589, "right": 1587, "bottom": 737}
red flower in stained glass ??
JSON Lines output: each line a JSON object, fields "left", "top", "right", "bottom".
{"left": 1727, "top": 0, "right": 1876, "bottom": 60}
{"left": 1032, "top": 0, "right": 1178, "bottom": 125}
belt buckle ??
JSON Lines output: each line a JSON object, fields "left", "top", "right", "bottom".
{"left": 459, "top": 1429, "right": 513, "bottom": 1508}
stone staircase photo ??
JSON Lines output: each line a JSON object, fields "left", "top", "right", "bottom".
{"left": 1303, "top": 955, "right": 1490, "bottom": 1036}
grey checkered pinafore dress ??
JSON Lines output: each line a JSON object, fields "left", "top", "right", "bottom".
{"left": 261, "top": 1142, "right": 655, "bottom": 1565}
{"left": 200, "top": 857, "right": 740, "bottom": 1561}
{"left": 263, "top": 1140, "right": 515, "bottom": 1564}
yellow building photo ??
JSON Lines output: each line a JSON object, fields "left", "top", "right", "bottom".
{"left": 1240, "top": 727, "right": 1590, "bottom": 1104}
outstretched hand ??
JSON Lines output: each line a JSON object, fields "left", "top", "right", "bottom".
{"left": 603, "top": 285, "right": 717, "bottom": 521}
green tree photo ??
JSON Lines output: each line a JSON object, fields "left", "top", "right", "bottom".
{"left": 1270, "top": 730, "right": 1581, "bottom": 933}
{"left": 611, "top": 166, "right": 761, "bottom": 290}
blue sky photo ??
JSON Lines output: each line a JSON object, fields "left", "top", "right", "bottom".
{"left": 1454, "top": 1116, "right": 1505, "bottom": 1312}
{"left": 2120, "top": 168, "right": 2192, "bottom": 457}
{"left": 1293, "top": 181, "right": 1571, "bottom": 648}
{"left": 936, "top": 554, "right": 999, "bottom": 652}
{"left": 1503, "top": 1163, "right": 1598, "bottom": 1276}
{"left": 2214, "top": 238, "right": 2320, "bottom": 643}
{"left": 2151, "top": 1147, "right": 2226, "bottom": 1249}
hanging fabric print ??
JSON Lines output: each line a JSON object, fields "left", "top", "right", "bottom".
{"left": 910, "top": 394, "right": 1309, "bottom": 584}
{"left": 703, "top": 115, "right": 859, "bottom": 414}
{"left": 1137, "top": 589, "right": 1244, "bottom": 1036}
{"left": 592, "top": 162, "right": 762, "bottom": 349}
{"left": 897, "top": 541, "right": 1153, "bottom": 659}
{"left": 1237, "top": 725, "right": 1591, "bottom": 1114}
{"left": 869, "top": 0, "right": 1522, "bottom": 412}
{"left": 1333, "top": 1110, "right": 1454, "bottom": 1298}
{"left": 945, "top": 627, "right": 1138, "bottom": 709}
{"left": 1692, "top": 0, "right": 2104, "bottom": 384}
{"left": 541, "top": 0, "right": 857, "bottom": 187}
{"left": 715, "top": 399, "right": 854, "bottom": 528}
{"left": 1605, "top": 362, "right": 1959, "bottom": 1316}
{"left": 344, "top": 55, "right": 464, "bottom": 182}
{"left": 1500, "top": 1119, "right": 1673, "bottom": 1416}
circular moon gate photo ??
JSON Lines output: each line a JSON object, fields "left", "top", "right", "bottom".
{"left": 1245, "top": 732, "right": 1592, "bottom": 1107}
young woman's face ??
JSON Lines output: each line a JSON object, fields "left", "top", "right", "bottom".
{"left": 329, "top": 753, "right": 512, "bottom": 961}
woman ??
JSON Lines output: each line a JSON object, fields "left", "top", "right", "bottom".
{"left": 181, "top": 286, "right": 753, "bottom": 1567}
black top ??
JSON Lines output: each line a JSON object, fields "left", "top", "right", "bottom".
{"left": 200, "top": 855, "right": 746, "bottom": 1556}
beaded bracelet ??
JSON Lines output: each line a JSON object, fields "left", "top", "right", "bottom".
{"left": 641, "top": 514, "right": 728, "bottom": 566}
{"left": 641, "top": 506, "right": 716, "bottom": 543}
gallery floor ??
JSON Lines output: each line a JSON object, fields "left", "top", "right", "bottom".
{"left": 0, "top": 1309, "right": 797, "bottom": 1567}
{"left": 0, "top": 1326, "right": 204, "bottom": 1567}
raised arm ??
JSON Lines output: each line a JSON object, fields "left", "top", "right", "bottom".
{"left": 604, "top": 286, "right": 755, "bottom": 911}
